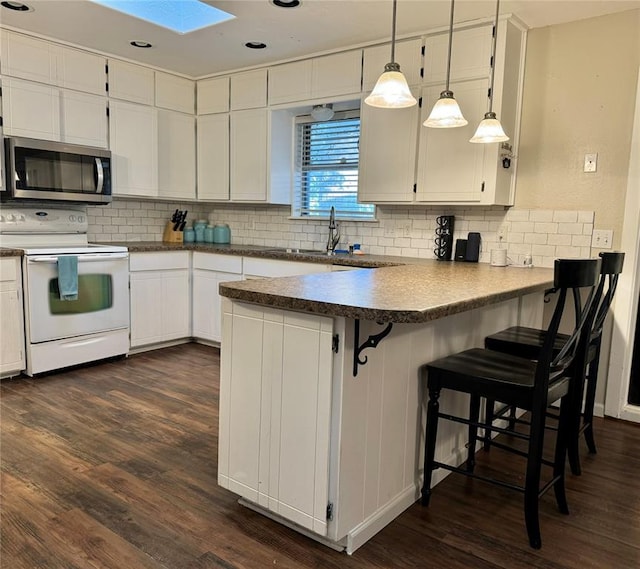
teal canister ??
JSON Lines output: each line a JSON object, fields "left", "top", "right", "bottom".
{"left": 204, "top": 225, "right": 215, "bottom": 243}
{"left": 183, "top": 228, "right": 195, "bottom": 243}
{"left": 213, "top": 223, "right": 231, "bottom": 244}
{"left": 193, "top": 220, "right": 207, "bottom": 243}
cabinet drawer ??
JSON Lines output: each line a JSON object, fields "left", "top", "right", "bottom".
{"left": 130, "top": 251, "right": 190, "bottom": 272}
{"left": 193, "top": 252, "right": 242, "bottom": 273}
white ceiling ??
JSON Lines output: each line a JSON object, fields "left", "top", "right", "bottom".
{"left": 1, "top": 0, "right": 639, "bottom": 78}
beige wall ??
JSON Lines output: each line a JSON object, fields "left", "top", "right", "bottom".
{"left": 515, "top": 9, "right": 640, "bottom": 249}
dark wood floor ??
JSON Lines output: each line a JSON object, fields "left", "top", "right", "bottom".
{"left": 1, "top": 343, "right": 639, "bottom": 569}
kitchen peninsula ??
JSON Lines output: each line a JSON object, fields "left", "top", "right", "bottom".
{"left": 217, "top": 261, "right": 553, "bottom": 553}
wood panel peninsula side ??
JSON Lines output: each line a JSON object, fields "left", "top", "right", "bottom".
{"left": 217, "top": 260, "right": 554, "bottom": 553}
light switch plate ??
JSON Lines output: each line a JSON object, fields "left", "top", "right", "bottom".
{"left": 592, "top": 229, "right": 613, "bottom": 249}
{"left": 584, "top": 153, "right": 598, "bottom": 173}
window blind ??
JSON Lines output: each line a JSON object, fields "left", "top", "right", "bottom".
{"left": 293, "top": 112, "right": 375, "bottom": 220}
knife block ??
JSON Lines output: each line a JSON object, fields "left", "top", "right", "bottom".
{"left": 162, "top": 222, "right": 183, "bottom": 244}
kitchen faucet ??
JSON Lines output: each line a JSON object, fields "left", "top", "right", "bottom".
{"left": 326, "top": 206, "right": 340, "bottom": 255}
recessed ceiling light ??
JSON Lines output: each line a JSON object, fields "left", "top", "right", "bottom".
{"left": 245, "top": 42, "right": 267, "bottom": 50}
{"left": 271, "top": 0, "right": 301, "bottom": 8}
{"left": 130, "top": 40, "right": 153, "bottom": 49}
{"left": 88, "top": 0, "right": 235, "bottom": 34}
{"left": 1, "top": 1, "right": 33, "bottom": 11}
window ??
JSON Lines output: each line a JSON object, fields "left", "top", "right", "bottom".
{"left": 292, "top": 110, "right": 375, "bottom": 220}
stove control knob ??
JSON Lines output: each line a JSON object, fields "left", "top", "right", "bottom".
{"left": 78, "top": 215, "right": 84, "bottom": 223}
{"left": 69, "top": 215, "right": 76, "bottom": 222}
{"left": 5, "top": 213, "right": 15, "bottom": 222}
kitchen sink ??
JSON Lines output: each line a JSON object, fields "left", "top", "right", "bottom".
{"left": 266, "top": 248, "right": 330, "bottom": 256}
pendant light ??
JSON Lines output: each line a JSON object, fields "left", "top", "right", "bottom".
{"left": 423, "top": 0, "right": 467, "bottom": 128}
{"left": 469, "top": 0, "right": 509, "bottom": 143}
{"left": 364, "top": 0, "right": 417, "bottom": 108}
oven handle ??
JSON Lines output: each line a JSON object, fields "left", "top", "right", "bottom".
{"left": 28, "top": 253, "right": 129, "bottom": 263}
{"left": 95, "top": 157, "right": 104, "bottom": 194}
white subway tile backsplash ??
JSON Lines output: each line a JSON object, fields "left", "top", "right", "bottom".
{"left": 86, "top": 201, "right": 596, "bottom": 268}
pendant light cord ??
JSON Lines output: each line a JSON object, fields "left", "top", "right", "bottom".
{"left": 488, "top": 0, "right": 500, "bottom": 113}
{"left": 390, "top": 0, "right": 397, "bottom": 63}
{"left": 444, "top": 0, "right": 455, "bottom": 92}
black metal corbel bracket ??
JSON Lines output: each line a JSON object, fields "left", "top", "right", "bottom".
{"left": 353, "top": 319, "right": 394, "bottom": 377}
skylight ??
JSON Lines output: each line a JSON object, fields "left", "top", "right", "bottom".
{"left": 89, "top": 0, "right": 235, "bottom": 34}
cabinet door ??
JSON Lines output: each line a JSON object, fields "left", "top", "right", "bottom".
{"left": 358, "top": 101, "right": 419, "bottom": 203}
{"left": 416, "top": 79, "right": 488, "bottom": 202}
{"left": 230, "top": 69, "right": 268, "bottom": 111}
{"left": 61, "top": 90, "right": 108, "bottom": 148}
{"left": 162, "top": 270, "right": 191, "bottom": 341}
{"left": 230, "top": 108, "right": 267, "bottom": 201}
{"left": 59, "top": 47, "right": 106, "bottom": 95}
{"left": 155, "top": 71, "right": 195, "bottom": 114}
{"left": 219, "top": 302, "right": 333, "bottom": 535}
{"left": 130, "top": 272, "right": 164, "bottom": 347}
{"left": 158, "top": 110, "right": 196, "bottom": 199}
{"left": 197, "top": 76, "right": 229, "bottom": 114}
{"left": 2, "top": 78, "right": 61, "bottom": 141}
{"left": 268, "top": 60, "right": 312, "bottom": 105}
{"left": 109, "top": 100, "right": 158, "bottom": 197}
{"left": 312, "top": 50, "right": 362, "bottom": 99}
{"left": 0, "top": 31, "right": 58, "bottom": 84}
{"left": 363, "top": 39, "right": 423, "bottom": 92}
{"left": 0, "top": 259, "right": 25, "bottom": 377}
{"left": 108, "top": 59, "right": 155, "bottom": 105}
{"left": 423, "top": 25, "right": 492, "bottom": 84}
{"left": 192, "top": 269, "right": 242, "bottom": 342}
{"left": 197, "top": 113, "right": 229, "bottom": 200}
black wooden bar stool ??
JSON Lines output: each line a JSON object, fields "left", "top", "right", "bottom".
{"left": 484, "top": 252, "right": 624, "bottom": 475}
{"left": 420, "top": 258, "right": 600, "bottom": 549}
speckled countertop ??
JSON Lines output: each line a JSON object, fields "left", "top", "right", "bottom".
{"left": 0, "top": 248, "right": 23, "bottom": 257}
{"left": 219, "top": 261, "right": 554, "bottom": 324}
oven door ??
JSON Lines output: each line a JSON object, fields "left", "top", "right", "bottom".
{"left": 25, "top": 252, "right": 129, "bottom": 343}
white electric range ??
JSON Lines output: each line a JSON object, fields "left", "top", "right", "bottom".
{"left": 0, "top": 205, "right": 130, "bottom": 375}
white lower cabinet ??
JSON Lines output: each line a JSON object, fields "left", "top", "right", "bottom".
{"left": 219, "top": 300, "right": 334, "bottom": 535}
{"left": 129, "top": 252, "right": 190, "bottom": 349}
{"left": 219, "top": 293, "right": 543, "bottom": 553}
{"left": 0, "top": 257, "right": 25, "bottom": 378}
{"left": 192, "top": 253, "right": 242, "bottom": 343}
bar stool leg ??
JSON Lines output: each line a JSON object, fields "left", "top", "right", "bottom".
{"left": 483, "top": 399, "right": 495, "bottom": 451}
{"left": 553, "top": 395, "right": 571, "bottom": 515}
{"left": 524, "top": 410, "right": 545, "bottom": 549}
{"left": 582, "top": 344, "right": 601, "bottom": 454}
{"left": 467, "top": 394, "right": 480, "bottom": 472}
{"left": 422, "top": 384, "right": 441, "bottom": 507}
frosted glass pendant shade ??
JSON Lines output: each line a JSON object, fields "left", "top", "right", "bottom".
{"left": 424, "top": 91, "right": 468, "bottom": 128}
{"left": 364, "top": 63, "right": 417, "bottom": 108}
{"left": 469, "top": 112, "right": 509, "bottom": 143}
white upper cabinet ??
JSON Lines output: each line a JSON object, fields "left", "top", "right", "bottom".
{"left": 2, "top": 78, "right": 61, "bottom": 141}
{"left": 58, "top": 47, "right": 106, "bottom": 95}
{"left": 311, "top": 50, "right": 363, "bottom": 100}
{"left": 423, "top": 25, "right": 493, "bottom": 84}
{"left": 197, "top": 113, "right": 230, "bottom": 200}
{"left": 1, "top": 32, "right": 58, "bottom": 84}
{"left": 60, "top": 90, "right": 108, "bottom": 148}
{"left": 268, "top": 60, "right": 313, "bottom": 105}
{"left": 155, "top": 71, "right": 195, "bottom": 114}
{"left": 416, "top": 79, "right": 489, "bottom": 203}
{"left": 268, "top": 50, "right": 362, "bottom": 105}
{"left": 158, "top": 110, "right": 196, "bottom": 200}
{"left": 108, "top": 59, "right": 155, "bottom": 105}
{"left": 358, "top": 101, "right": 420, "bottom": 203}
{"left": 109, "top": 100, "right": 158, "bottom": 197}
{"left": 230, "top": 68, "right": 268, "bottom": 110}
{"left": 197, "top": 76, "right": 230, "bottom": 114}
{"left": 230, "top": 108, "right": 268, "bottom": 201}
{"left": 362, "top": 38, "right": 423, "bottom": 92}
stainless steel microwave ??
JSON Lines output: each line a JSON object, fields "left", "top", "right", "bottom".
{"left": 2, "top": 137, "right": 112, "bottom": 204}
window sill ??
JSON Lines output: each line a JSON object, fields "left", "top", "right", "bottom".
{"left": 288, "top": 216, "right": 379, "bottom": 223}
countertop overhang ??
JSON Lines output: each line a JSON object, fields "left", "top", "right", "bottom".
{"left": 219, "top": 261, "right": 554, "bottom": 324}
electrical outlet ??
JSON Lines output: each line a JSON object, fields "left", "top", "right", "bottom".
{"left": 584, "top": 153, "right": 598, "bottom": 173}
{"left": 592, "top": 229, "right": 613, "bottom": 249}
{"left": 398, "top": 220, "right": 412, "bottom": 237}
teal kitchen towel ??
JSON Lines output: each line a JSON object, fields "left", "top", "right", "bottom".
{"left": 58, "top": 255, "right": 78, "bottom": 301}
